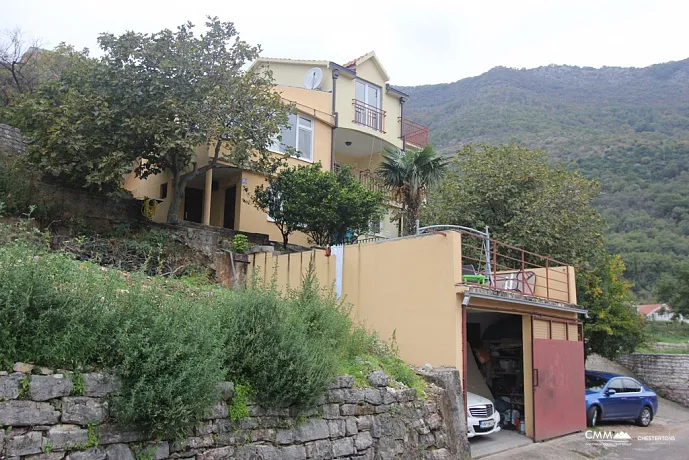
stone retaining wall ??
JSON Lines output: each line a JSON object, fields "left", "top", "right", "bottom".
{"left": 0, "top": 124, "right": 26, "bottom": 157}
{"left": 617, "top": 353, "right": 689, "bottom": 407}
{"left": 0, "top": 364, "right": 468, "bottom": 460}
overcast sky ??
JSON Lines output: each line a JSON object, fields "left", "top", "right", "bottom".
{"left": 3, "top": 0, "right": 687, "bottom": 86}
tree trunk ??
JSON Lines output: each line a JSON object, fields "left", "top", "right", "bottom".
{"left": 282, "top": 233, "right": 289, "bottom": 248}
{"left": 167, "top": 171, "right": 187, "bottom": 224}
{"left": 405, "top": 198, "right": 420, "bottom": 236}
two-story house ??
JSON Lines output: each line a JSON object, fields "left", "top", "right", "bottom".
{"left": 123, "top": 51, "right": 429, "bottom": 246}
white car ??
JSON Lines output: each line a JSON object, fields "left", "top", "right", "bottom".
{"left": 467, "top": 392, "right": 501, "bottom": 438}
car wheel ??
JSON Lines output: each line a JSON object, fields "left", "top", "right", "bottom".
{"left": 587, "top": 406, "right": 599, "bottom": 427}
{"left": 636, "top": 406, "right": 653, "bottom": 427}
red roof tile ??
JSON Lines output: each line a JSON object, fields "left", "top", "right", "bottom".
{"left": 342, "top": 53, "right": 367, "bottom": 68}
{"left": 638, "top": 304, "right": 664, "bottom": 315}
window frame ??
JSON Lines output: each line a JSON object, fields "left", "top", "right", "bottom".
{"left": 268, "top": 113, "right": 314, "bottom": 163}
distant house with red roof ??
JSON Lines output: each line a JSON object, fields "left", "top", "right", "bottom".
{"left": 636, "top": 303, "right": 687, "bottom": 322}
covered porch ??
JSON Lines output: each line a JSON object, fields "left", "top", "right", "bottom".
{"left": 181, "top": 166, "right": 242, "bottom": 230}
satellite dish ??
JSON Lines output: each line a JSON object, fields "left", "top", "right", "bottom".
{"left": 304, "top": 67, "right": 323, "bottom": 90}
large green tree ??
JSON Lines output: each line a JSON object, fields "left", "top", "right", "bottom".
{"left": 0, "top": 29, "right": 75, "bottom": 108}
{"left": 656, "top": 261, "right": 689, "bottom": 318}
{"left": 422, "top": 144, "right": 604, "bottom": 265}
{"left": 423, "top": 143, "right": 645, "bottom": 357}
{"left": 253, "top": 163, "right": 383, "bottom": 247}
{"left": 11, "top": 18, "right": 290, "bottom": 223}
{"left": 377, "top": 145, "right": 448, "bottom": 236}
{"left": 578, "top": 254, "right": 646, "bottom": 359}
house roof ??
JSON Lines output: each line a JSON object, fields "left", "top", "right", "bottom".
{"left": 638, "top": 304, "right": 665, "bottom": 315}
{"left": 247, "top": 57, "right": 330, "bottom": 73}
{"left": 341, "top": 51, "right": 390, "bottom": 82}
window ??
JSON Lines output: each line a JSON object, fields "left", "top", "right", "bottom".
{"left": 269, "top": 114, "right": 313, "bottom": 161}
{"left": 607, "top": 379, "right": 624, "bottom": 393}
{"left": 585, "top": 375, "right": 608, "bottom": 392}
{"left": 623, "top": 378, "right": 641, "bottom": 393}
{"left": 355, "top": 80, "right": 381, "bottom": 108}
{"left": 160, "top": 183, "right": 168, "bottom": 199}
{"left": 354, "top": 79, "right": 382, "bottom": 131}
{"left": 369, "top": 219, "right": 382, "bottom": 235}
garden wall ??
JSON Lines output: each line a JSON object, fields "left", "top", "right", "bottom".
{"left": 617, "top": 353, "right": 689, "bottom": 407}
{"left": 0, "top": 124, "right": 26, "bottom": 157}
{"left": 0, "top": 364, "right": 469, "bottom": 460}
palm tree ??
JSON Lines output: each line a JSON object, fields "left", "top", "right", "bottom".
{"left": 377, "top": 145, "right": 448, "bottom": 236}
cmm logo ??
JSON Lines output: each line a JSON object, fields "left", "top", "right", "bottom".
{"left": 585, "top": 430, "right": 632, "bottom": 442}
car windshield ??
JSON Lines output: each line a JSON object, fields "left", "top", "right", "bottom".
{"left": 585, "top": 374, "right": 609, "bottom": 392}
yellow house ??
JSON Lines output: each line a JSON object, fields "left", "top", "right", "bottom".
{"left": 123, "top": 51, "right": 429, "bottom": 247}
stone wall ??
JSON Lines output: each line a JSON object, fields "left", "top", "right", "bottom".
{"left": 0, "top": 124, "right": 26, "bottom": 157}
{"left": 617, "top": 353, "right": 689, "bottom": 407}
{"left": 0, "top": 364, "right": 469, "bottom": 460}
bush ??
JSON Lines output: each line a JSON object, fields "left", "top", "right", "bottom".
{"left": 0, "top": 229, "right": 423, "bottom": 437}
{"left": 0, "top": 156, "right": 60, "bottom": 223}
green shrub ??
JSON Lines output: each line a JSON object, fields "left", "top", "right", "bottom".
{"left": 232, "top": 234, "right": 249, "bottom": 254}
{"left": 219, "top": 263, "right": 351, "bottom": 408}
{"left": 0, "top": 241, "right": 224, "bottom": 438}
{"left": 0, "top": 157, "right": 60, "bottom": 223}
{"left": 0, "top": 231, "right": 422, "bottom": 437}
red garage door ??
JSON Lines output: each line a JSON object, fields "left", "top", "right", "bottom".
{"left": 533, "top": 319, "right": 586, "bottom": 441}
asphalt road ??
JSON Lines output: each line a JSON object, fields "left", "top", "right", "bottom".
{"left": 481, "top": 397, "right": 689, "bottom": 460}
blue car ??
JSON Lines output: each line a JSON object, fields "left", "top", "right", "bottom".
{"left": 585, "top": 371, "right": 658, "bottom": 427}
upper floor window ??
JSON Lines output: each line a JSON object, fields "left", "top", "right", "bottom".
{"left": 270, "top": 113, "right": 313, "bottom": 161}
{"left": 354, "top": 80, "right": 384, "bottom": 132}
{"left": 356, "top": 80, "right": 381, "bottom": 108}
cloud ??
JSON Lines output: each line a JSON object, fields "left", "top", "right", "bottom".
{"left": 1, "top": 0, "right": 688, "bottom": 85}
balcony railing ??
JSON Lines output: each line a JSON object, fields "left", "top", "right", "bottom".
{"left": 419, "top": 227, "right": 574, "bottom": 304}
{"left": 458, "top": 231, "right": 573, "bottom": 303}
{"left": 359, "top": 170, "right": 396, "bottom": 202}
{"left": 400, "top": 118, "right": 430, "bottom": 147}
{"left": 353, "top": 99, "right": 386, "bottom": 132}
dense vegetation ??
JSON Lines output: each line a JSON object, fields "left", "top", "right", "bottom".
{"left": 403, "top": 59, "right": 689, "bottom": 301}
{"left": 0, "top": 218, "right": 423, "bottom": 439}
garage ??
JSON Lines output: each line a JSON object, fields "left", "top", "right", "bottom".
{"left": 465, "top": 310, "right": 529, "bottom": 440}
{"left": 460, "top": 292, "right": 587, "bottom": 443}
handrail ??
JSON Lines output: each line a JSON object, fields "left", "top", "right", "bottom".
{"left": 400, "top": 118, "right": 430, "bottom": 147}
{"left": 353, "top": 99, "right": 386, "bottom": 132}
{"left": 420, "top": 226, "right": 574, "bottom": 303}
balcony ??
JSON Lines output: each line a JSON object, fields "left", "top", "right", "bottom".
{"left": 420, "top": 227, "right": 575, "bottom": 304}
{"left": 353, "top": 99, "right": 386, "bottom": 133}
{"left": 401, "top": 118, "right": 429, "bottom": 148}
{"left": 458, "top": 231, "right": 574, "bottom": 304}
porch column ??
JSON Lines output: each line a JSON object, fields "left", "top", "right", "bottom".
{"left": 202, "top": 169, "right": 213, "bottom": 226}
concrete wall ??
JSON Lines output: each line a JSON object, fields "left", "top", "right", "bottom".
{"left": 0, "top": 364, "right": 468, "bottom": 460}
{"left": 248, "top": 249, "right": 336, "bottom": 293}
{"left": 343, "top": 234, "right": 464, "bottom": 370}
{"left": 617, "top": 353, "right": 689, "bottom": 407}
{"left": 255, "top": 61, "right": 334, "bottom": 93}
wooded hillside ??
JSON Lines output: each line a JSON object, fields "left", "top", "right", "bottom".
{"left": 402, "top": 59, "right": 689, "bottom": 301}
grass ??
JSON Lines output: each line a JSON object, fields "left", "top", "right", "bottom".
{"left": 644, "top": 321, "right": 689, "bottom": 345}
{"left": 340, "top": 328, "right": 427, "bottom": 397}
{"left": 635, "top": 346, "right": 689, "bottom": 354}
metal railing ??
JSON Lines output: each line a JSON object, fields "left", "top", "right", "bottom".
{"left": 358, "top": 170, "right": 397, "bottom": 202}
{"left": 345, "top": 235, "right": 387, "bottom": 245}
{"left": 400, "top": 118, "right": 430, "bottom": 147}
{"left": 418, "top": 226, "right": 572, "bottom": 303}
{"left": 353, "top": 99, "right": 386, "bottom": 132}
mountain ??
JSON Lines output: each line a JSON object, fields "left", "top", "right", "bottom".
{"left": 401, "top": 59, "right": 689, "bottom": 301}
